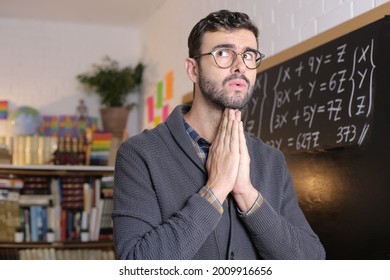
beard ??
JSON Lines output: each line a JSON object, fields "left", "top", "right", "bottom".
{"left": 198, "top": 68, "right": 254, "bottom": 110}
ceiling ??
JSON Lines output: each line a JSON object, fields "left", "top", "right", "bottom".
{"left": 0, "top": 0, "right": 167, "bottom": 27}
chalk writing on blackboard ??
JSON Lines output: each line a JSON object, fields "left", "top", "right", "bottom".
{"left": 243, "top": 18, "right": 382, "bottom": 151}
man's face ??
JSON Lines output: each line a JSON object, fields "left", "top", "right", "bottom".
{"left": 197, "top": 28, "right": 258, "bottom": 110}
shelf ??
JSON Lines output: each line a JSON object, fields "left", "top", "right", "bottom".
{"left": 0, "top": 164, "right": 114, "bottom": 176}
{"left": 0, "top": 164, "right": 115, "bottom": 259}
{"left": 0, "top": 240, "right": 113, "bottom": 250}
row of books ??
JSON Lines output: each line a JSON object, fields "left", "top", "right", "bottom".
{"left": 0, "top": 200, "right": 20, "bottom": 241}
{"left": 88, "top": 131, "right": 112, "bottom": 166}
{"left": 0, "top": 174, "right": 114, "bottom": 243}
{"left": 1, "top": 131, "right": 119, "bottom": 166}
{"left": 6, "top": 135, "right": 88, "bottom": 166}
{"left": 9, "top": 135, "right": 58, "bottom": 165}
{"left": 3, "top": 135, "right": 84, "bottom": 166}
{"left": 0, "top": 248, "right": 115, "bottom": 260}
{"left": 87, "top": 131, "right": 124, "bottom": 166}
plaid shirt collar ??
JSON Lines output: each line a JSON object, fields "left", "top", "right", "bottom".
{"left": 183, "top": 119, "right": 210, "bottom": 164}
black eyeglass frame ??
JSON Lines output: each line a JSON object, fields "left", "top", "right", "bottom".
{"left": 193, "top": 49, "right": 265, "bottom": 70}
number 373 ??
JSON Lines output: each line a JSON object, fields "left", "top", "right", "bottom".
{"left": 336, "top": 125, "right": 356, "bottom": 144}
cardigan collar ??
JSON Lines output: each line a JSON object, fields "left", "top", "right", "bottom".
{"left": 162, "top": 105, "right": 206, "bottom": 173}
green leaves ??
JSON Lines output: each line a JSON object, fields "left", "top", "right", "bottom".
{"left": 77, "top": 56, "right": 144, "bottom": 107}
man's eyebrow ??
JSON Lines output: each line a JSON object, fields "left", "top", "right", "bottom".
{"left": 245, "top": 47, "right": 259, "bottom": 53}
{"left": 211, "top": 44, "right": 258, "bottom": 52}
{"left": 211, "top": 44, "right": 235, "bottom": 51}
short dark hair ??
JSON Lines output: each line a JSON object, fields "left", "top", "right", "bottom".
{"left": 188, "top": 10, "right": 259, "bottom": 58}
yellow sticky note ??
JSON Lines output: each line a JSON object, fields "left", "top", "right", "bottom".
{"left": 154, "top": 115, "right": 161, "bottom": 127}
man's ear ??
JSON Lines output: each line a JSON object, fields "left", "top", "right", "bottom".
{"left": 185, "top": 58, "right": 199, "bottom": 83}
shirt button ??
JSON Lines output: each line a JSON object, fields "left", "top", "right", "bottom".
{"left": 230, "top": 252, "right": 235, "bottom": 260}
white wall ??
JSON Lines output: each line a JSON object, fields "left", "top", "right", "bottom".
{"left": 0, "top": 17, "right": 140, "bottom": 136}
{"left": 0, "top": 0, "right": 388, "bottom": 135}
{"left": 140, "top": 0, "right": 389, "bottom": 129}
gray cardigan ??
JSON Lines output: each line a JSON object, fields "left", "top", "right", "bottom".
{"left": 113, "top": 105, "right": 325, "bottom": 260}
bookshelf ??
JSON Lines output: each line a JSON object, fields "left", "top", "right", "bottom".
{"left": 0, "top": 240, "right": 113, "bottom": 249}
{"left": 0, "top": 164, "right": 115, "bottom": 260}
{"left": 0, "top": 164, "right": 114, "bottom": 175}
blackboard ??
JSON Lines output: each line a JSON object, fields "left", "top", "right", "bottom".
{"left": 241, "top": 8, "right": 390, "bottom": 259}
{"left": 243, "top": 16, "right": 388, "bottom": 151}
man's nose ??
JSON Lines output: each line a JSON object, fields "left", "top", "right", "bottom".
{"left": 231, "top": 54, "right": 246, "bottom": 73}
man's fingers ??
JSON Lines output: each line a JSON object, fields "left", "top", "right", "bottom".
{"left": 238, "top": 120, "right": 251, "bottom": 172}
{"left": 215, "top": 109, "right": 228, "bottom": 146}
{"left": 234, "top": 110, "right": 241, "bottom": 122}
{"left": 230, "top": 119, "right": 239, "bottom": 151}
{"left": 224, "top": 109, "right": 236, "bottom": 148}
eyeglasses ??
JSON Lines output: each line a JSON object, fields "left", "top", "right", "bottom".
{"left": 194, "top": 48, "right": 265, "bottom": 70}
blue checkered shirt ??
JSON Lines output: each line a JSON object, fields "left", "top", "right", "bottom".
{"left": 183, "top": 119, "right": 210, "bottom": 164}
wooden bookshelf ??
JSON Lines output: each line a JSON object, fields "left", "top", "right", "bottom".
{"left": 0, "top": 164, "right": 115, "bottom": 260}
{"left": 0, "top": 240, "right": 113, "bottom": 250}
{"left": 0, "top": 164, "right": 114, "bottom": 176}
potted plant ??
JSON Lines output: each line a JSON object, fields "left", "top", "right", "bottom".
{"left": 77, "top": 56, "right": 144, "bottom": 136}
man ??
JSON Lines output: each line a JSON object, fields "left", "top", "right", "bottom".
{"left": 113, "top": 10, "right": 325, "bottom": 260}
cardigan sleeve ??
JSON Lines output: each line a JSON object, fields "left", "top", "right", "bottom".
{"left": 112, "top": 141, "right": 221, "bottom": 260}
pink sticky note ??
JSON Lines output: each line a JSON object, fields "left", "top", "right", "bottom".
{"left": 147, "top": 96, "right": 154, "bottom": 122}
{"left": 162, "top": 104, "right": 169, "bottom": 121}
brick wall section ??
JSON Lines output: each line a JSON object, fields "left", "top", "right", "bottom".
{"left": 0, "top": 0, "right": 388, "bottom": 132}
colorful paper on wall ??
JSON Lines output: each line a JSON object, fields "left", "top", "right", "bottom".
{"left": 165, "top": 71, "right": 173, "bottom": 101}
{"left": 146, "top": 71, "right": 174, "bottom": 127}
{"left": 154, "top": 116, "right": 161, "bottom": 127}
{"left": 0, "top": 101, "right": 8, "bottom": 120}
{"left": 162, "top": 104, "right": 169, "bottom": 122}
{"left": 147, "top": 96, "right": 154, "bottom": 122}
{"left": 157, "top": 81, "right": 163, "bottom": 108}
